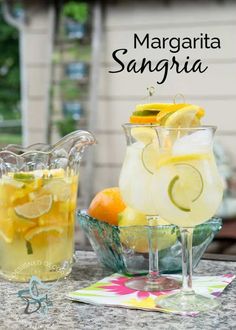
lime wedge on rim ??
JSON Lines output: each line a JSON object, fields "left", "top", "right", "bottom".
{"left": 168, "top": 163, "right": 204, "bottom": 212}
{"left": 141, "top": 142, "right": 159, "bottom": 174}
{"left": 15, "top": 195, "right": 53, "bottom": 219}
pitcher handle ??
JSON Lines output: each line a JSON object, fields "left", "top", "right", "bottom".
{"left": 52, "top": 130, "right": 97, "bottom": 153}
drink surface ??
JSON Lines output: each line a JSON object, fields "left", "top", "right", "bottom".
{"left": 0, "top": 169, "right": 78, "bottom": 281}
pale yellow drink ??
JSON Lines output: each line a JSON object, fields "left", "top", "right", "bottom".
{"left": 152, "top": 152, "right": 223, "bottom": 227}
{"left": 120, "top": 128, "right": 223, "bottom": 228}
{"left": 0, "top": 169, "right": 78, "bottom": 282}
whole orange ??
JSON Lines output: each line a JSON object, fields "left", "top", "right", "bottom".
{"left": 88, "top": 187, "right": 126, "bottom": 226}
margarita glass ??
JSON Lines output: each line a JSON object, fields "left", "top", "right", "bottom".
{"left": 119, "top": 124, "right": 180, "bottom": 291}
{"left": 152, "top": 126, "right": 223, "bottom": 312}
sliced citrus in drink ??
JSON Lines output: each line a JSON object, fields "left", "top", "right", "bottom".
{"left": 168, "top": 163, "right": 204, "bottom": 212}
{"left": 8, "top": 208, "right": 36, "bottom": 233}
{"left": 14, "top": 195, "right": 53, "bottom": 219}
{"left": 0, "top": 217, "right": 14, "bottom": 243}
{"left": 13, "top": 172, "right": 35, "bottom": 181}
{"left": 1, "top": 175, "right": 25, "bottom": 188}
{"left": 131, "top": 127, "right": 156, "bottom": 145}
{"left": 24, "top": 225, "right": 63, "bottom": 242}
{"left": 49, "top": 168, "right": 65, "bottom": 178}
{"left": 38, "top": 201, "right": 70, "bottom": 226}
{"left": 38, "top": 168, "right": 65, "bottom": 179}
{"left": 164, "top": 105, "right": 202, "bottom": 128}
{"left": 157, "top": 153, "right": 210, "bottom": 168}
{"left": 43, "top": 179, "right": 71, "bottom": 202}
{"left": 141, "top": 141, "right": 159, "bottom": 174}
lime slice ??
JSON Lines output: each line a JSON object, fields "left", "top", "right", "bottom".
{"left": 131, "top": 127, "right": 156, "bottom": 145}
{"left": 14, "top": 173, "right": 35, "bottom": 181}
{"left": 168, "top": 163, "right": 204, "bottom": 212}
{"left": 15, "top": 195, "right": 53, "bottom": 219}
{"left": 164, "top": 105, "right": 201, "bottom": 128}
{"left": 132, "top": 110, "right": 159, "bottom": 116}
{"left": 141, "top": 142, "right": 159, "bottom": 174}
{"left": 24, "top": 225, "right": 63, "bottom": 241}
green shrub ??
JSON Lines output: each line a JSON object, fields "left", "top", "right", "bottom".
{"left": 56, "top": 117, "right": 77, "bottom": 136}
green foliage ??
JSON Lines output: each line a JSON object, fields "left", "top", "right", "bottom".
{"left": 0, "top": 5, "right": 20, "bottom": 120}
{"left": 61, "top": 79, "right": 80, "bottom": 100}
{"left": 56, "top": 116, "right": 77, "bottom": 137}
{"left": 63, "top": 1, "right": 88, "bottom": 23}
{"left": 0, "top": 133, "right": 21, "bottom": 146}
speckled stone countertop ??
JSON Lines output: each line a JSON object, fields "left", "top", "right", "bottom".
{"left": 0, "top": 251, "right": 235, "bottom": 330}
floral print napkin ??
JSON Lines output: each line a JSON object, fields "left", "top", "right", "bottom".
{"left": 67, "top": 273, "right": 235, "bottom": 316}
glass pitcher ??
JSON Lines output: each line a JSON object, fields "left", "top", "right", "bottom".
{"left": 0, "top": 130, "right": 96, "bottom": 282}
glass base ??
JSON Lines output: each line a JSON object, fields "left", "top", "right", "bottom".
{"left": 0, "top": 261, "right": 72, "bottom": 282}
{"left": 125, "top": 276, "right": 181, "bottom": 292}
{"left": 156, "top": 291, "right": 220, "bottom": 313}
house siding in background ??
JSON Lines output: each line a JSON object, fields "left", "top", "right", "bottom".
{"left": 79, "top": 0, "right": 236, "bottom": 205}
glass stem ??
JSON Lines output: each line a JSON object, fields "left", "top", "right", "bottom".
{"left": 147, "top": 216, "right": 159, "bottom": 284}
{"left": 180, "top": 227, "right": 194, "bottom": 294}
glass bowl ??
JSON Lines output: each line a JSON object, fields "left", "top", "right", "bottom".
{"left": 77, "top": 210, "right": 222, "bottom": 275}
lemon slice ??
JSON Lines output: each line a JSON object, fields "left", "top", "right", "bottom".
{"left": 43, "top": 179, "right": 71, "bottom": 201}
{"left": 136, "top": 103, "right": 173, "bottom": 111}
{"left": 158, "top": 153, "right": 210, "bottom": 168}
{"left": 24, "top": 225, "right": 63, "bottom": 241}
{"left": 164, "top": 105, "right": 202, "bottom": 128}
{"left": 141, "top": 141, "right": 159, "bottom": 174}
{"left": 15, "top": 195, "right": 53, "bottom": 219}
{"left": 156, "top": 103, "right": 188, "bottom": 122}
{"left": 168, "top": 163, "right": 204, "bottom": 212}
{"left": 0, "top": 218, "right": 14, "bottom": 243}
{"left": 131, "top": 127, "right": 156, "bottom": 145}
{"left": 38, "top": 169, "right": 65, "bottom": 179}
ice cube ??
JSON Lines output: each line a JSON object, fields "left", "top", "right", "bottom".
{"left": 173, "top": 130, "right": 212, "bottom": 155}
